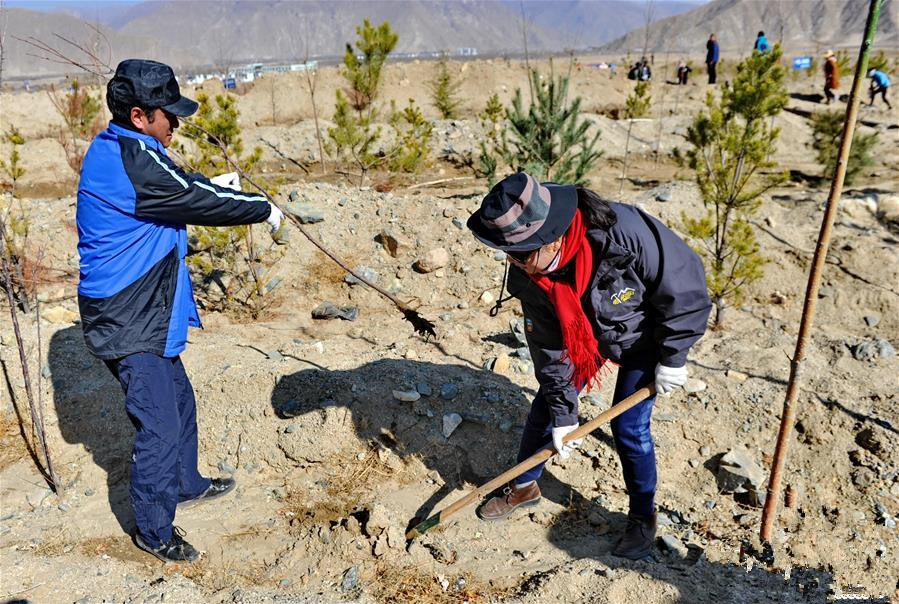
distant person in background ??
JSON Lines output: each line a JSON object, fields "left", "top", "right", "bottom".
{"left": 823, "top": 50, "right": 839, "bottom": 104}
{"left": 640, "top": 57, "right": 652, "bottom": 81}
{"left": 677, "top": 61, "right": 692, "bottom": 85}
{"left": 627, "top": 58, "right": 651, "bottom": 82}
{"left": 867, "top": 68, "right": 892, "bottom": 109}
{"left": 754, "top": 31, "right": 770, "bottom": 53}
{"left": 706, "top": 34, "right": 719, "bottom": 84}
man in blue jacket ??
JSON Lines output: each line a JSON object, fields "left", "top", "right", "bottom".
{"left": 867, "top": 68, "right": 892, "bottom": 109}
{"left": 705, "top": 33, "right": 719, "bottom": 84}
{"left": 77, "top": 59, "right": 284, "bottom": 562}
{"left": 468, "top": 173, "right": 711, "bottom": 560}
{"left": 754, "top": 31, "right": 770, "bottom": 53}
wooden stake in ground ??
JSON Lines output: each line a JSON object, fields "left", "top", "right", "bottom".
{"left": 407, "top": 385, "right": 655, "bottom": 540}
{"left": 759, "top": 0, "right": 885, "bottom": 542}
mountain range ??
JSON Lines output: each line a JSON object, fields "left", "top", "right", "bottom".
{"left": 602, "top": 0, "right": 899, "bottom": 53}
{"left": 3, "top": 0, "right": 699, "bottom": 78}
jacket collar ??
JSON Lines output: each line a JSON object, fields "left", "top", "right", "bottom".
{"left": 107, "top": 122, "right": 165, "bottom": 152}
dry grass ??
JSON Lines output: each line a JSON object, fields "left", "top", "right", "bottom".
{"left": 181, "top": 557, "right": 272, "bottom": 591}
{"left": 373, "top": 563, "right": 514, "bottom": 604}
{"left": 325, "top": 444, "right": 415, "bottom": 500}
{"left": 0, "top": 411, "right": 33, "bottom": 471}
{"left": 307, "top": 250, "right": 357, "bottom": 286}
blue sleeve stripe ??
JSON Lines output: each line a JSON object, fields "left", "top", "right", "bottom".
{"left": 138, "top": 139, "right": 188, "bottom": 189}
{"left": 193, "top": 181, "right": 268, "bottom": 202}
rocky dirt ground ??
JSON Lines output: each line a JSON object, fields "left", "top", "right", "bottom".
{"left": 1, "top": 55, "right": 898, "bottom": 603}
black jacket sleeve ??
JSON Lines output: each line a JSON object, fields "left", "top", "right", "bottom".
{"left": 120, "top": 136, "right": 272, "bottom": 226}
{"left": 511, "top": 269, "right": 580, "bottom": 427}
{"left": 632, "top": 210, "right": 712, "bottom": 367}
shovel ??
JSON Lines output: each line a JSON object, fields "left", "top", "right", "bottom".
{"left": 406, "top": 384, "right": 656, "bottom": 540}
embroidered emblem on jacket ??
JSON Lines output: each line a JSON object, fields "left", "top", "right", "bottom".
{"left": 611, "top": 287, "right": 636, "bottom": 305}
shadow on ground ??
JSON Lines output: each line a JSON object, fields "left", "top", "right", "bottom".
{"left": 49, "top": 326, "right": 134, "bottom": 535}
{"left": 269, "top": 358, "right": 834, "bottom": 602}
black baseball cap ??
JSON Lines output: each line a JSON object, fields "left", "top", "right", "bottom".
{"left": 467, "top": 172, "right": 578, "bottom": 252}
{"left": 106, "top": 59, "right": 198, "bottom": 117}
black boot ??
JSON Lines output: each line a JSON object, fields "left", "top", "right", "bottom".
{"left": 177, "top": 477, "right": 236, "bottom": 509}
{"left": 135, "top": 526, "right": 199, "bottom": 563}
{"left": 613, "top": 512, "right": 657, "bottom": 561}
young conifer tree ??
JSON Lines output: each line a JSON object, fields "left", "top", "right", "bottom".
{"left": 174, "top": 93, "right": 281, "bottom": 317}
{"left": 428, "top": 54, "right": 462, "bottom": 119}
{"left": 810, "top": 110, "right": 878, "bottom": 185}
{"left": 342, "top": 19, "right": 398, "bottom": 112}
{"left": 680, "top": 45, "right": 789, "bottom": 328}
{"left": 499, "top": 67, "right": 602, "bottom": 185}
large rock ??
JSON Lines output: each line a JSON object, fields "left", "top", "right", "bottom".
{"left": 717, "top": 449, "right": 765, "bottom": 494}
{"left": 375, "top": 229, "right": 409, "bottom": 258}
{"left": 413, "top": 247, "right": 449, "bottom": 273}
{"left": 876, "top": 194, "right": 899, "bottom": 231}
{"left": 42, "top": 306, "right": 79, "bottom": 324}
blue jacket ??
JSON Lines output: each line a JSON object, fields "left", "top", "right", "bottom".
{"left": 76, "top": 122, "right": 271, "bottom": 360}
{"left": 507, "top": 204, "right": 711, "bottom": 426}
{"left": 871, "top": 70, "right": 890, "bottom": 88}
{"left": 706, "top": 40, "right": 719, "bottom": 63}
{"left": 754, "top": 35, "right": 770, "bottom": 52}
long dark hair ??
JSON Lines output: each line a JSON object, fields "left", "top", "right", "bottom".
{"left": 576, "top": 187, "right": 617, "bottom": 230}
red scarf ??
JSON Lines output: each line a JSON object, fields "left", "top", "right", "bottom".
{"left": 528, "top": 209, "right": 605, "bottom": 390}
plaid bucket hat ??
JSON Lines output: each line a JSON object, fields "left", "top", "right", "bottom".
{"left": 467, "top": 172, "right": 578, "bottom": 252}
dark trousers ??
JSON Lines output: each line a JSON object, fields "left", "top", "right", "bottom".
{"left": 514, "top": 358, "right": 658, "bottom": 516}
{"left": 105, "top": 353, "right": 210, "bottom": 548}
{"left": 824, "top": 85, "right": 836, "bottom": 103}
{"left": 870, "top": 85, "right": 892, "bottom": 108}
{"left": 707, "top": 62, "right": 717, "bottom": 84}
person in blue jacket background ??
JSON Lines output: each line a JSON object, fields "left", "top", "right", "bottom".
{"left": 467, "top": 173, "right": 711, "bottom": 561}
{"left": 705, "top": 33, "right": 719, "bottom": 84}
{"left": 754, "top": 31, "right": 770, "bottom": 53}
{"left": 867, "top": 68, "right": 892, "bottom": 109}
{"left": 77, "top": 59, "right": 284, "bottom": 562}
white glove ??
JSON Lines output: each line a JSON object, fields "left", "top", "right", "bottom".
{"left": 266, "top": 203, "right": 284, "bottom": 233}
{"left": 655, "top": 363, "right": 688, "bottom": 396}
{"left": 210, "top": 172, "right": 241, "bottom": 191}
{"left": 551, "top": 423, "right": 583, "bottom": 459}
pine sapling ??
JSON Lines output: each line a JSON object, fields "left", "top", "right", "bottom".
{"left": 327, "top": 89, "right": 382, "bottom": 185}
{"left": 428, "top": 55, "right": 462, "bottom": 119}
{"left": 680, "top": 46, "right": 789, "bottom": 328}
{"left": 810, "top": 110, "right": 878, "bottom": 185}
{"left": 342, "top": 19, "right": 398, "bottom": 111}
{"left": 47, "top": 79, "right": 103, "bottom": 173}
{"left": 475, "top": 93, "right": 505, "bottom": 185}
{"left": 497, "top": 68, "right": 602, "bottom": 185}
{"left": 619, "top": 81, "right": 652, "bottom": 193}
{"left": 0, "top": 126, "right": 26, "bottom": 195}
{"left": 387, "top": 98, "right": 433, "bottom": 173}
{"left": 174, "top": 93, "right": 282, "bottom": 317}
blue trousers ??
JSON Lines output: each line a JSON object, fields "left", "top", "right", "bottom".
{"left": 105, "top": 353, "right": 211, "bottom": 548}
{"left": 515, "top": 359, "right": 658, "bottom": 516}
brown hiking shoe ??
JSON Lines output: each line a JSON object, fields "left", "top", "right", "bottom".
{"left": 613, "top": 512, "right": 657, "bottom": 561}
{"left": 478, "top": 482, "right": 541, "bottom": 521}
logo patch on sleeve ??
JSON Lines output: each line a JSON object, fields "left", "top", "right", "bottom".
{"left": 611, "top": 287, "right": 636, "bottom": 305}
{"left": 525, "top": 318, "right": 534, "bottom": 332}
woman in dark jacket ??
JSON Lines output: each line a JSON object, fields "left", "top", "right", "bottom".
{"left": 466, "top": 172, "right": 711, "bottom": 560}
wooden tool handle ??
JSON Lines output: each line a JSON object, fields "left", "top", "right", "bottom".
{"left": 407, "top": 384, "right": 656, "bottom": 539}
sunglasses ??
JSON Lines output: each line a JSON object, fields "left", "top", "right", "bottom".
{"left": 506, "top": 249, "right": 534, "bottom": 264}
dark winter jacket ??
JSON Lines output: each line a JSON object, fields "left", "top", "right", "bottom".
{"left": 76, "top": 122, "right": 272, "bottom": 360}
{"left": 506, "top": 203, "right": 711, "bottom": 426}
{"left": 706, "top": 40, "right": 719, "bottom": 64}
